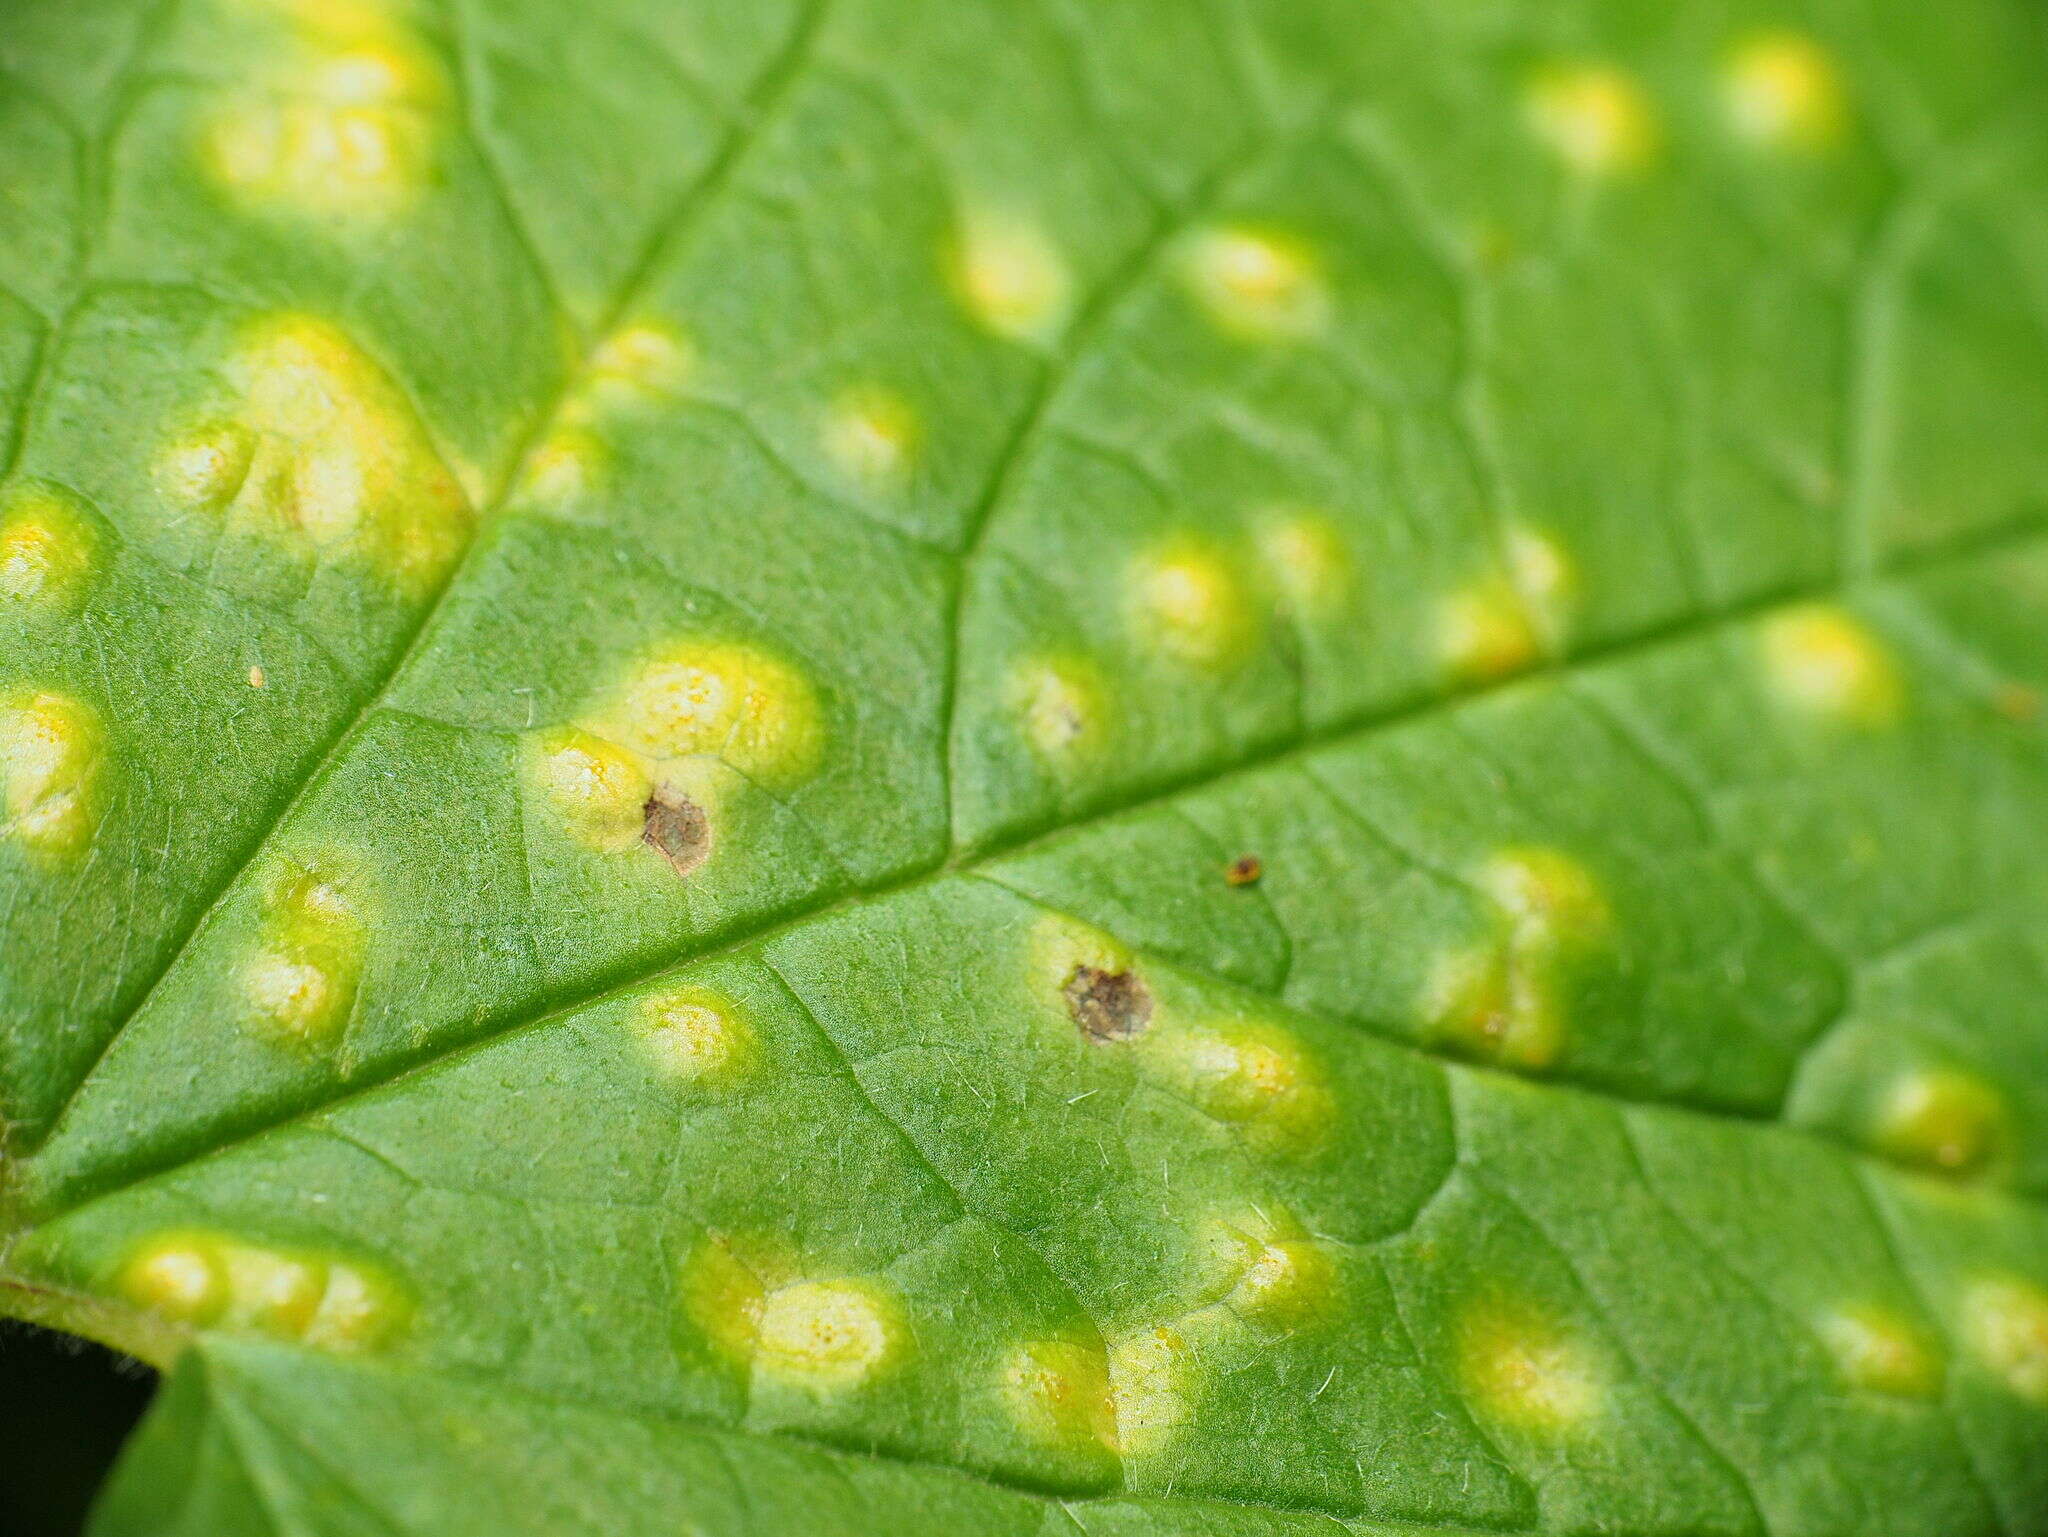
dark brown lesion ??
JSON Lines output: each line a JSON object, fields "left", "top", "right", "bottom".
{"left": 642, "top": 786, "right": 711, "bottom": 876}
{"left": 1062, "top": 963, "right": 1152, "bottom": 1043}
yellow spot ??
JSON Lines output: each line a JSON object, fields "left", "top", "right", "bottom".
{"left": 823, "top": 385, "right": 918, "bottom": 486}
{"left": 1130, "top": 539, "right": 1254, "bottom": 669}
{"left": 1962, "top": 1276, "right": 2048, "bottom": 1403}
{"left": 1437, "top": 578, "right": 1544, "bottom": 684}
{"left": 755, "top": 1279, "right": 903, "bottom": 1389}
{"left": 582, "top": 322, "right": 692, "bottom": 410}
{"left": 248, "top": 666, "right": 267, "bottom": 688}
{"left": 1817, "top": 1303, "right": 1942, "bottom": 1399}
{"left": 163, "top": 316, "right": 471, "bottom": 592}
{"left": 1760, "top": 604, "right": 1901, "bottom": 726}
{"left": 951, "top": 208, "right": 1072, "bottom": 344}
{"left": 121, "top": 1241, "right": 221, "bottom": 1320}
{"left": 1002, "top": 1337, "right": 1118, "bottom": 1453}
{"left": 1723, "top": 32, "right": 1847, "bottom": 152}
{"left": 203, "top": 5, "right": 442, "bottom": 221}
{"left": 1871, "top": 1068, "right": 2011, "bottom": 1180}
{"left": 0, "top": 691, "right": 102, "bottom": 860}
{"left": 154, "top": 425, "right": 255, "bottom": 512}
{"left": 1506, "top": 525, "right": 1572, "bottom": 615}
{"left": 1107, "top": 1324, "right": 1196, "bottom": 1456}
{"left": 217, "top": 1242, "right": 327, "bottom": 1336}
{"left": 1178, "top": 226, "right": 1330, "bottom": 342}
{"left": 510, "top": 323, "right": 689, "bottom": 509}
{"left": 1149, "top": 1020, "right": 1334, "bottom": 1157}
{"left": 681, "top": 1234, "right": 778, "bottom": 1365}
{"left": 241, "top": 865, "right": 365, "bottom": 1047}
{"left": 1201, "top": 1210, "right": 1339, "bottom": 1329}
{"left": 682, "top": 1238, "right": 902, "bottom": 1392}
{"left": 1526, "top": 62, "right": 1659, "bottom": 177}
{"left": 1257, "top": 511, "right": 1350, "bottom": 618}
{"left": 597, "top": 639, "right": 823, "bottom": 788}
{"left": 119, "top": 1232, "right": 405, "bottom": 1351}
{"left": 1439, "top": 527, "right": 1576, "bottom": 681}
{"left": 531, "top": 727, "right": 654, "bottom": 853}
{"left": 302, "top": 1259, "right": 401, "bottom": 1351}
{"left": 516, "top": 425, "right": 606, "bottom": 508}
{"left": 1423, "top": 944, "right": 1562, "bottom": 1069}
{"left": 1010, "top": 655, "right": 1108, "bottom": 770}
{"left": 1423, "top": 849, "right": 1606, "bottom": 1071}
{"left": 1479, "top": 847, "right": 1609, "bottom": 946}
{"left": 637, "top": 986, "right": 756, "bottom": 1088}
{"left": 0, "top": 487, "right": 96, "bottom": 609}
{"left": 1457, "top": 1299, "right": 1603, "bottom": 1433}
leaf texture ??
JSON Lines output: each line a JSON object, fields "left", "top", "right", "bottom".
{"left": 2, "top": 0, "right": 2047, "bottom": 1532}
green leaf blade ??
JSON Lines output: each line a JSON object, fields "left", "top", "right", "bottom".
{"left": 0, "top": 0, "right": 2045, "bottom": 1531}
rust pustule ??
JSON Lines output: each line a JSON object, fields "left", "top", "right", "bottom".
{"left": 642, "top": 786, "right": 711, "bottom": 876}
{"left": 1062, "top": 964, "right": 1153, "bottom": 1043}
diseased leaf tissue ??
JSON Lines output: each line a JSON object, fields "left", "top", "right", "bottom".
{"left": 1, "top": 0, "right": 2046, "bottom": 1532}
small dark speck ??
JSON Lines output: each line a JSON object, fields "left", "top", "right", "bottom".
{"left": 1225, "top": 854, "right": 1263, "bottom": 887}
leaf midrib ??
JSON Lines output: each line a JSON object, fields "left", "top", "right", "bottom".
{"left": 29, "top": 508, "right": 2048, "bottom": 1236}
{"left": 14, "top": 0, "right": 2048, "bottom": 1246}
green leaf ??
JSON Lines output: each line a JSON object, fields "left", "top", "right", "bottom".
{"left": 3, "top": 0, "right": 2047, "bottom": 1532}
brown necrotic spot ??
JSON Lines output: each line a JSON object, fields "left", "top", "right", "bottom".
{"left": 1063, "top": 964, "right": 1153, "bottom": 1043}
{"left": 1225, "top": 854, "right": 1263, "bottom": 887}
{"left": 642, "top": 787, "right": 711, "bottom": 876}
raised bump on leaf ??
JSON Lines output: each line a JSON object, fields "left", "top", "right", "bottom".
{"left": 1009, "top": 654, "right": 1110, "bottom": 770}
{"left": 1507, "top": 526, "right": 1573, "bottom": 619}
{"left": 157, "top": 314, "right": 471, "bottom": 592}
{"left": 1146, "top": 1018, "right": 1334, "bottom": 1156}
{"left": 1031, "top": 915, "right": 1155, "bottom": 1044}
{"left": 1436, "top": 531, "right": 1570, "bottom": 684}
{"left": 1723, "top": 32, "right": 1848, "bottom": 152}
{"left": 0, "top": 485, "right": 97, "bottom": 611}
{"left": 683, "top": 1236, "right": 904, "bottom": 1392}
{"left": 1423, "top": 847, "right": 1608, "bottom": 1071}
{"left": 1525, "top": 62, "right": 1659, "bottom": 176}
{"left": 240, "top": 864, "right": 366, "bottom": 1047}
{"left": 637, "top": 986, "right": 758, "bottom": 1089}
{"left": 1760, "top": 605, "right": 1902, "bottom": 726}
{"left": 1815, "top": 1303, "right": 1943, "bottom": 1399}
{"left": 119, "top": 1231, "right": 406, "bottom": 1351}
{"left": 1256, "top": 510, "right": 1351, "bottom": 619}
{"left": 1479, "top": 846, "right": 1610, "bottom": 945}
{"left": 1106, "top": 1323, "right": 1197, "bottom": 1456}
{"left": 583, "top": 322, "right": 693, "bottom": 408}
{"left": 1869, "top": 1067, "right": 2013, "bottom": 1181}
{"left": 513, "top": 321, "right": 689, "bottom": 509}
{"left": 1456, "top": 1297, "right": 1604, "bottom": 1433}
{"left": 1437, "top": 578, "right": 1543, "bottom": 683}
{"left": 533, "top": 728, "right": 656, "bottom": 853}
{"left": 949, "top": 207, "right": 1072, "bottom": 343}
{"left": 1002, "top": 1336, "right": 1119, "bottom": 1453}
{"left": 824, "top": 385, "right": 918, "bottom": 486}
{"left": 203, "top": 0, "right": 444, "bottom": 221}
{"left": 0, "top": 690, "right": 102, "bottom": 860}
{"left": 1177, "top": 226, "right": 1331, "bottom": 342}
{"left": 1201, "top": 1210, "right": 1339, "bottom": 1329}
{"left": 1129, "top": 538, "right": 1255, "bottom": 670}
{"left": 596, "top": 639, "right": 823, "bottom": 787}
{"left": 1961, "top": 1276, "right": 2048, "bottom": 1403}
{"left": 755, "top": 1279, "right": 904, "bottom": 1389}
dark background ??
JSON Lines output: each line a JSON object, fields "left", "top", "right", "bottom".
{"left": 0, "top": 1324, "right": 153, "bottom": 1537}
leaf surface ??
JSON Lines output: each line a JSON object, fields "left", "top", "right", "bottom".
{"left": 3, "top": 0, "right": 2048, "bottom": 1532}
